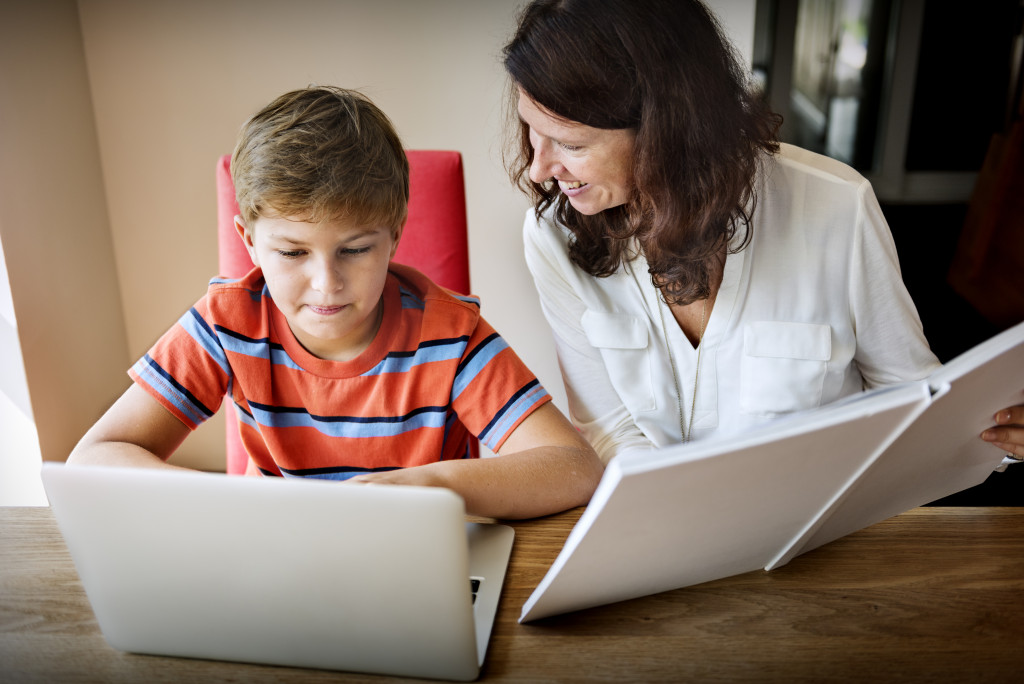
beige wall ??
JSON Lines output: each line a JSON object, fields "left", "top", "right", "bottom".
{"left": 0, "top": 0, "right": 130, "bottom": 466}
{"left": 3, "top": 0, "right": 753, "bottom": 472}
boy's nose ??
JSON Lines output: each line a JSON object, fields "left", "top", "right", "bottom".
{"left": 310, "top": 258, "right": 343, "bottom": 293}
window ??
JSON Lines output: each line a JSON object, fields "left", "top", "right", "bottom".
{"left": 0, "top": 235, "right": 47, "bottom": 506}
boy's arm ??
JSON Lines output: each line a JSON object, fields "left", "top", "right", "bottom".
{"left": 67, "top": 383, "right": 194, "bottom": 470}
{"left": 349, "top": 402, "right": 604, "bottom": 519}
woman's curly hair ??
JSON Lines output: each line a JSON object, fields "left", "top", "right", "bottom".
{"left": 504, "top": 0, "right": 782, "bottom": 304}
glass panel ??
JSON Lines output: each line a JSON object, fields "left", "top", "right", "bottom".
{"left": 784, "top": 0, "right": 890, "bottom": 169}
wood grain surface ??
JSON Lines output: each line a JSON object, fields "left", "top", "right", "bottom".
{"left": 3, "top": 506, "right": 1022, "bottom": 683}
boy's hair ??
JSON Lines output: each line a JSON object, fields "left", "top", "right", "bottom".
{"left": 231, "top": 86, "right": 409, "bottom": 230}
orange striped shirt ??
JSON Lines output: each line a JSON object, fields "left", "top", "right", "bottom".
{"left": 130, "top": 264, "right": 550, "bottom": 479}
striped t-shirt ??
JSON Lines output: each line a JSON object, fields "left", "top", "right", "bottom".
{"left": 130, "top": 263, "right": 550, "bottom": 479}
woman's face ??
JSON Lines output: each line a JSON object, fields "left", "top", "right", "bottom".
{"left": 517, "top": 90, "right": 636, "bottom": 215}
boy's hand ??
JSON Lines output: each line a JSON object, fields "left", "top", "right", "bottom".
{"left": 347, "top": 466, "right": 444, "bottom": 488}
{"left": 346, "top": 403, "right": 603, "bottom": 519}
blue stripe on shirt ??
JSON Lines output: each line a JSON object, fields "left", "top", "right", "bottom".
{"left": 216, "top": 328, "right": 305, "bottom": 371}
{"left": 246, "top": 401, "right": 449, "bottom": 437}
{"left": 132, "top": 355, "right": 215, "bottom": 426}
{"left": 209, "top": 276, "right": 245, "bottom": 286}
{"left": 180, "top": 305, "right": 304, "bottom": 374}
{"left": 178, "top": 308, "right": 231, "bottom": 375}
{"left": 362, "top": 336, "right": 470, "bottom": 376}
{"left": 478, "top": 379, "right": 548, "bottom": 450}
{"left": 450, "top": 293, "right": 480, "bottom": 308}
{"left": 451, "top": 333, "right": 509, "bottom": 400}
{"left": 399, "top": 286, "right": 425, "bottom": 310}
{"left": 231, "top": 400, "right": 259, "bottom": 432}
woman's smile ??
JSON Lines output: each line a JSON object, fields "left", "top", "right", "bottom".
{"left": 558, "top": 179, "right": 589, "bottom": 196}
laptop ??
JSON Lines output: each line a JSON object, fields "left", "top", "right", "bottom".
{"left": 519, "top": 320, "right": 1024, "bottom": 622}
{"left": 41, "top": 464, "right": 514, "bottom": 681}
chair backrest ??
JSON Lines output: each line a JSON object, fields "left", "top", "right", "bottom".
{"left": 215, "top": 151, "right": 472, "bottom": 474}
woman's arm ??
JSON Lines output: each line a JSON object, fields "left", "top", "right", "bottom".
{"left": 523, "top": 211, "right": 655, "bottom": 462}
{"left": 349, "top": 402, "right": 604, "bottom": 519}
{"left": 68, "top": 383, "right": 194, "bottom": 470}
{"left": 848, "top": 184, "right": 941, "bottom": 386}
{"left": 846, "top": 186, "right": 1024, "bottom": 459}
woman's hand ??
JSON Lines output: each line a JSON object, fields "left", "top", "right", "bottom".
{"left": 981, "top": 404, "right": 1024, "bottom": 460}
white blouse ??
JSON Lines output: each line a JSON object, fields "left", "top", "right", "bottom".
{"left": 523, "top": 144, "right": 941, "bottom": 464}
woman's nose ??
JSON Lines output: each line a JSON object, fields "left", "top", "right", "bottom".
{"left": 529, "top": 141, "right": 560, "bottom": 184}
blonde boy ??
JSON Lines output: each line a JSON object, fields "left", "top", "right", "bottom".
{"left": 70, "top": 86, "right": 603, "bottom": 519}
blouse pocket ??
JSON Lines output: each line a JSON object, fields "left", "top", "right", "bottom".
{"left": 740, "top": 321, "right": 831, "bottom": 415}
{"left": 581, "top": 310, "right": 655, "bottom": 412}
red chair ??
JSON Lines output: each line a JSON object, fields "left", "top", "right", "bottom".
{"left": 215, "top": 151, "right": 472, "bottom": 474}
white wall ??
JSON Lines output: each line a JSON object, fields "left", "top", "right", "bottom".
{"left": 3, "top": 0, "right": 753, "bottom": 473}
{"left": 0, "top": 235, "right": 46, "bottom": 505}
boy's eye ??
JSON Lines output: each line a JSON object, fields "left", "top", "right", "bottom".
{"left": 277, "top": 250, "right": 305, "bottom": 259}
{"left": 341, "top": 246, "right": 372, "bottom": 256}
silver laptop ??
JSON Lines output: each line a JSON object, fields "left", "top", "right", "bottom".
{"left": 41, "top": 463, "right": 514, "bottom": 681}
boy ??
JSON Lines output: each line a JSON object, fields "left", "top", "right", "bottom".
{"left": 69, "top": 86, "right": 603, "bottom": 519}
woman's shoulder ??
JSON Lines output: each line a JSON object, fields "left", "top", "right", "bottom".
{"left": 522, "top": 205, "right": 574, "bottom": 262}
{"left": 522, "top": 204, "right": 571, "bottom": 242}
{"left": 769, "top": 143, "right": 871, "bottom": 191}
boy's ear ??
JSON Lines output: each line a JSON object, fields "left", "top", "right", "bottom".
{"left": 389, "top": 223, "right": 404, "bottom": 259}
{"left": 234, "top": 216, "right": 259, "bottom": 265}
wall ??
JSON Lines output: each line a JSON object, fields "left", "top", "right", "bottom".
{"left": 0, "top": 0, "right": 130, "bottom": 471}
{"left": 3, "top": 0, "right": 753, "bottom": 472}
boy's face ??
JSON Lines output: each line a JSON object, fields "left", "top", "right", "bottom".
{"left": 237, "top": 214, "right": 401, "bottom": 362}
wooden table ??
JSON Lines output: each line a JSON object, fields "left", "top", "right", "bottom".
{"left": 2, "top": 506, "right": 1023, "bottom": 682}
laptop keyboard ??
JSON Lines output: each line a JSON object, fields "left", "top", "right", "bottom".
{"left": 470, "top": 576, "right": 483, "bottom": 604}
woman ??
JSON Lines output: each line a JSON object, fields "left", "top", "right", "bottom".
{"left": 503, "top": 0, "right": 1024, "bottom": 464}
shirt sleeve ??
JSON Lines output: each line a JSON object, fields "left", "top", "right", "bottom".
{"left": 848, "top": 181, "right": 941, "bottom": 387}
{"left": 450, "top": 313, "right": 551, "bottom": 452}
{"left": 128, "top": 298, "right": 231, "bottom": 430}
{"left": 523, "top": 209, "right": 656, "bottom": 464}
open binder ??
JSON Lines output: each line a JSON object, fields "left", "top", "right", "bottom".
{"left": 520, "top": 320, "right": 1024, "bottom": 622}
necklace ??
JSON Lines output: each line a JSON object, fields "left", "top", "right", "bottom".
{"left": 658, "top": 297, "right": 707, "bottom": 443}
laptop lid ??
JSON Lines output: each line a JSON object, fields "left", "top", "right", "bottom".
{"left": 41, "top": 464, "right": 513, "bottom": 681}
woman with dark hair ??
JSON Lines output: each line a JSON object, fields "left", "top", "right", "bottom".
{"left": 504, "top": 0, "right": 1024, "bottom": 464}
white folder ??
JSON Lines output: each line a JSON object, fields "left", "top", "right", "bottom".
{"left": 520, "top": 320, "right": 1024, "bottom": 622}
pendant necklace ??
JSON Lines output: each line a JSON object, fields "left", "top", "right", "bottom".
{"left": 658, "top": 296, "right": 707, "bottom": 443}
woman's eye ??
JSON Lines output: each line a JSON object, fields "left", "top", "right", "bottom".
{"left": 559, "top": 142, "right": 582, "bottom": 152}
